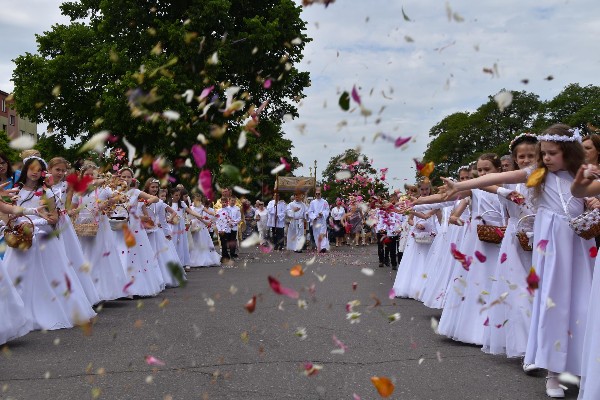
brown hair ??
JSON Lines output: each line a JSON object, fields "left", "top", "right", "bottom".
{"left": 48, "top": 157, "right": 70, "bottom": 169}
{"left": 143, "top": 177, "right": 161, "bottom": 194}
{"left": 532, "top": 123, "right": 585, "bottom": 200}
{"left": 79, "top": 162, "right": 98, "bottom": 177}
{"left": 477, "top": 153, "right": 502, "bottom": 171}
{"left": 582, "top": 134, "right": 600, "bottom": 165}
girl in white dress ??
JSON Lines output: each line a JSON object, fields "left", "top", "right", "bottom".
{"left": 47, "top": 157, "right": 101, "bottom": 306}
{"left": 168, "top": 187, "right": 191, "bottom": 266}
{"left": 109, "top": 168, "right": 164, "bottom": 297}
{"left": 0, "top": 196, "right": 37, "bottom": 344}
{"left": 141, "top": 178, "right": 185, "bottom": 286}
{"left": 254, "top": 201, "right": 268, "bottom": 245}
{"left": 570, "top": 156, "right": 600, "bottom": 400}
{"left": 393, "top": 180, "right": 438, "bottom": 298}
{"left": 445, "top": 124, "right": 593, "bottom": 398}
{"left": 4, "top": 156, "right": 96, "bottom": 330}
{"left": 72, "top": 163, "right": 129, "bottom": 301}
{"left": 188, "top": 194, "right": 220, "bottom": 267}
{"left": 481, "top": 134, "right": 538, "bottom": 361}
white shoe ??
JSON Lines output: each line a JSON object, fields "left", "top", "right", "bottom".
{"left": 523, "top": 363, "right": 540, "bottom": 374}
{"left": 545, "top": 377, "right": 565, "bottom": 398}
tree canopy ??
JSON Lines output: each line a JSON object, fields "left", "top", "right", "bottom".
{"left": 422, "top": 84, "right": 600, "bottom": 184}
{"left": 12, "top": 0, "right": 311, "bottom": 199}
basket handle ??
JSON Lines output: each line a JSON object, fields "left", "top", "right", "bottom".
{"left": 516, "top": 214, "right": 536, "bottom": 230}
{"left": 479, "top": 209, "right": 507, "bottom": 225}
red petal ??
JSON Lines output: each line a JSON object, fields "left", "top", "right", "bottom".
{"left": 191, "top": 144, "right": 206, "bottom": 169}
{"left": 590, "top": 247, "right": 598, "bottom": 258}
{"left": 351, "top": 85, "right": 361, "bottom": 105}
{"left": 268, "top": 276, "right": 299, "bottom": 299}
{"left": 475, "top": 251, "right": 487, "bottom": 263}
{"left": 500, "top": 253, "right": 507, "bottom": 263}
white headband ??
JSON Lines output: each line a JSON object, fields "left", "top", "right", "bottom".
{"left": 537, "top": 128, "right": 582, "bottom": 143}
{"left": 509, "top": 132, "right": 538, "bottom": 151}
{"left": 23, "top": 156, "right": 48, "bottom": 169}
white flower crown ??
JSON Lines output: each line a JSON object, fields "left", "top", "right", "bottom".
{"left": 23, "top": 155, "right": 48, "bottom": 169}
{"left": 509, "top": 132, "right": 538, "bottom": 151}
{"left": 456, "top": 165, "right": 469, "bottom": 176}
{"left": 537, "top": 128, "right": 582, "bottom": 143}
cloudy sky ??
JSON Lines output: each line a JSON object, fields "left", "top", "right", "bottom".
{"left": 1, "top": 0, "right": 599, "bottom": 188}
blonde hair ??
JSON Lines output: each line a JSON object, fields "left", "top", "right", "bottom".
{"left": 48, "top": 157, "right": 70, "bottom": 169}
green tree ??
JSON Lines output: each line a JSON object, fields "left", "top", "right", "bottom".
{"left": 535, "top": 84, "right": 600, "bottom": 130}
{"left": 12, "top": 0, "right": 310, "bottom": 198}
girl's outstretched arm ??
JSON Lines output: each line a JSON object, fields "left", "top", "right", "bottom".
{"left": 443, "top": 170, "right": 527, "bottom": 199}
{"left": 572, "top": 165, "right": 600, "bottom": 198}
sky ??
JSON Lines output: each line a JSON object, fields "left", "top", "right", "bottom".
{"left": 1, "top": 0, "right": 600, "bottom": 189}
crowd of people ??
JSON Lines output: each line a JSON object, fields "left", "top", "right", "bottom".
{"left": 372, "top": 124, "right": 599, "bottom": 399}
{"left": 2, "top": 122, "right": 600, "bottom": 398}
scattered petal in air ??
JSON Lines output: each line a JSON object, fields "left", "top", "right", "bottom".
{"left": 144, "top": 355, "right": 165, "bottom": 366}
{"left": 9, "top": 135, "right": 36, "bottom": 150}
{"left": 526, "top": 267, "right": 540, "bottom": 295}
{"left": 123, "top": 225, "right": 136, "bottom": 248}
{"left": 474, "top": 251, "right": 487, "bottom": 263}
{"left": 546, "top": 297, "right": 556, "bottom": 310}
{"left": 301, "top": 362, "right": 322, "bottom": 376}
{"left": 191, "top": 144, "right": 206, "bottom": 168}
{"left": 233, "top": 185, "right": 250, "bottom": 195}
{"left": 295, "top": 327, "right": 307, "bottom": 340}
{"left": 536, "top": 239, "right": 549, "bottom": 253}
{"left": 268, "top": 276, "right": 299, "bottom": 299}
{"left": 331, "top": 335, "right": 348, "bottom": 354}
{"left": 361, "top": 267, "right": 374, "bottom": 276}
{"left": 66, "top": 173, "right": 93, "bottom": 194}
{"left": 500, "top": 253, "right": 507, "bottom": 263}
{"left": 335, "top": 170, "right": 352, "bottom": 180}
{"left": 198, "top": 170, "right": 213, "bottom": 201}
{"left": 402, "top": 6, "right": 411, "bottom": 21}
{"left": 259, "top": 243, "right": 273, "bottom": 253}
{"left": 394, "top": 136, "right": 411, "bottom": 148}
{"left": 207, "top": 51, "right": 219, "bottom": 65}
{"left": 388, "top": 288, "right": 396, "bottom": 299}
{"left": 559, "top": 372, "right": 580, "bottom": 386}
{"left": 237, "top": 130, "right": 247, "bottom": 149}
{"left": 306, "top": 256, "right": 317, "bottom": 266}
{"left": 263, "top": 79, "right": 272, "bottom": 89}
{"left": 483, "top": 317, "right": 490, "bottom": 326}
{"left": 370, "top": 376, "right": 394, "bottom": 398}
{"left": 590, "top": 247, "right": 598, "bottom": 258}
{"left": 526, "top": 167, "right": 546, "bottom": 187}
{"left": 280, "top": 157, "right": 291, "bottom": 171}
{"left": 352, "top": 281, "right": 358, "bottom": 291}
{"left": 181, "top": 89, "right": 194, "bottom": 103}
{"left": 312, "top": 271, "right": 326, "bottom": 282}
{"left": 351, "top": 85, "right": 361, "bottom": 105}
{"left": 431, "top": 317, "right": 439, "bottom": 333}
{"left": 494, "top": 90, "right": 513, "bottom": 112}
{"left": 240, "top": 233, "right": 261, "bottom": 248}
{"left": 122, "top": 137, "right": 136, "bottom": 166}
{"left": 244, "top": 296, "right": 256, "bottom": 314}
{"left": 162, "top": 110, "right": 181, "bottom": 121}
{"left": 198, "top": 85, "right": 214, "bottom": 101}
{"left": 271, "top": 164, "right": 286, "bottom": 175}
{"left": 80, "top": 131, "right": 110, "bottom": 153}
{"left": 290, "top": 265, "right": 304, "bottom": 277}
{"left": 346, "top": 312, "right": 361, "bottom": 323}
{"left": 450, "top": 243, "right": 472, "bottom": 271}
{"left": 387, "top": 313, "right": 401, "bottom": 323}
{"left": 339, "top": 91, "right": 350, "bottom": 111}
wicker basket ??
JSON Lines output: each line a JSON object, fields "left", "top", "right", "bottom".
{"left": 167, "top": 214, "right": 181, "bottom": 225}
{"left": 515, "top": 214, "right": 535, "bottom": 252}
{"left": 413, "top": 232, "right": 435, "bottom": 244}
{"left": 568, "top": 209, "right": 600, "bottom": 240}
{"left": 141, "top": 215, "right": 155, "bottom": 230}
{"left": 108, "top": 204, "right": 129, "bottom": 231}
{"left": 73, "top": 222, "right": 99, "bottom": 237}
{"left": 476, "top": 210, "right": 506, "bottom": 244}
{"left": 3, "top": 215, "right": 34, "bottom": 250}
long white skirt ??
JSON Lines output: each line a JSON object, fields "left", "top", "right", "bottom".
{"left": 79, "top": 216, "right": 129, "bottom": 301}
{"left": 147, "top": 228, "right": 185, "bottom": 287}
{"left": 111, "top": 220, "right": 164, "bottom": 297}
{"left": 524, "top": 208, "right": 593, "bottom": 375}
{"left": 0, "top": 260, "right": 32, "bottom": 344}
{"left": 286, "top": 220, "right": 305, "bottom": 251}
{"left": 422, "top": 224, "right": 465, "bottom": 309}
{"left": 189, "top": 226, "right": 220, "bottom": 267}
{"left": 5, "top": 225, "right": 96, "bottom": 330}
{"left": 481, "top": 218, "right": 533, "bottom": 358}
{"left": 578, "top": 254, "right": 600, "bottom": 399}
{"left": 58, "top": 214, "right": 101, "bottom": 305}
{"left": 172, "top": 219, "right": 190, "bottom": 266}
{"left": 393, "top": 233, "right": 434, "bottom": 299}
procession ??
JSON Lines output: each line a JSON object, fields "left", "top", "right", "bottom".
{"left": 2, "top": 0, "right": 600, "bottom": 399}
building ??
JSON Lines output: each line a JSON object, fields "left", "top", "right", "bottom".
{"left": 0, "top": 89, "right": 37, "bottom": 142}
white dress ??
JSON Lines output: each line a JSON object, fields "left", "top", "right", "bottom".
{"left": 579, "top": 254, "right": 600, "bottom": 399}
{"left": 418, "top": 205, "right": 452, "bottom": 303}
{"left": 422, "top": 201, "right": 469, "bottom": 309}
{"left": 143, "top": 200, "right": 185, "bottom": 287}
{"left": 524, "top": 170, "right": 593, "bottom": 375}
{"left": 482, "top": 183, "right": 535, "bottom": 357}
{"left": 170, "top": 202, "right": 190, "bottom": 266}
{"left": 0, "top": 259, "right": 33, "bottom": 344}
{"left": 286, "top": 201, "right": 306, "bottom": 251}
{"left": 188, "top": 206, "right": 220, "bottom": 267}
{"left": 393, "top": 209, "right": 437, "bottom": 299}
{"left": 110, "top": 188, "right": 164, "bottom": 297}
{"left": 438, "top": 189, "right": 504, "bottom": 345}
{"left": 51, "top": 182, "right": 101, "bottom": 305}
{"left": 255, "top": 208, "right": 269, "bottom": 242}
{"left": 4, "top": 188, "right": 96, "bottom": 330}
{"left": 73, "top": 187, "right": 129, "bottom": 301}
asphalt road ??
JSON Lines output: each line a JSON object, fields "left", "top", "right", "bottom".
{"left": 0, "top": 244, "right": 578, "bottom": 399}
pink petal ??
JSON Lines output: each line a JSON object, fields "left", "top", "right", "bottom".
{"left": 263, "top": 79, "right": 272, "bottom": 89}
{"left": 388, "top": 288, "right": 396, "bottom": 299}
{"left": 394, "top": 136, "right": 411, "bottom": 147}
{"left": 199, "top": 85, "right": 215, "bottom": 101}
{"left": 268, "top": 276, "right": 299, "bottom": 299}
{"left": 145, "top": 355, "right": 165, "bottom": 366}
{"left": 191, "top": 144, "right": 206, "bottom": 169}
{"left": 351, "top": 85, "right": 361, "bottom": 105}
{"left": 483, "top": 317, "right": 489, "bottom": 326}
{"left": 475, "top": 251, "right": 487, "bottom": 263}
{"left": 536, "top": 239, "right": 549, "bottom": 252}
{"left": 500, "top": 253, "right": 507, "bottom": 263}
{"left": 198, "top": 170, "right": 213, "bottom": 201}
